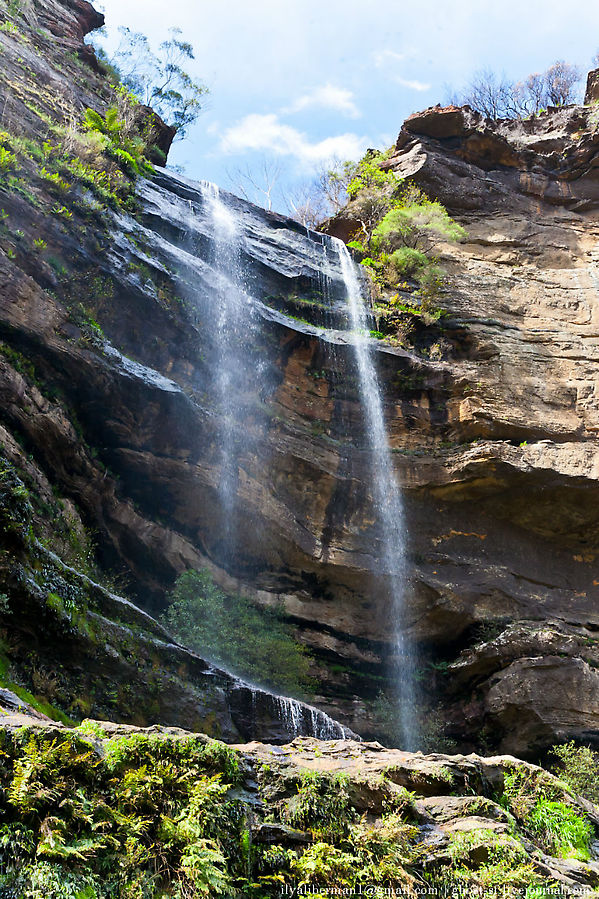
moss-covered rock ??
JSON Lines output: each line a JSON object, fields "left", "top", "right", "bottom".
{"left": 0, "top": 720, "right": 597, "bottom": 897}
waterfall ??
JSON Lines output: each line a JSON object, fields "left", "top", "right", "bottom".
{"left": 199, "top": 181, "right": 255, "bottom": 560}
{"left": 334, "top": 239, "right": 417, "bottom": 750}
{"left": 196, "top": 184, "right": 354, "bottom": 742}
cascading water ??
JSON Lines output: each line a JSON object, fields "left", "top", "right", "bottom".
{"left": 335, "top": 238, "right": 417, "bottom": 750}
{"left": 199, "top": 181, "right": 248, "bottom": 555}
{"left": 254, "top": 690, "right": 353, "bottom": 740}
{"left": 191, "top": 183, "right": 352, "bottom": 742}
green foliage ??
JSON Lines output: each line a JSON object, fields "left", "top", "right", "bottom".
{"left": 291, "top": 841, "right": 358, "bottom": 887}
{"left": 371, "top": 689, "right": 457, "bottom": 752}
{"left": 0, "top": 730, "right": 245, "bottom": 897}
{"left": 0, "top": 146, "right": 17, "bottom": 173}
{"left": 40, "top": 166, "right": 71, "bottom": 193}
{"left": 281, "top": 771, "right": 355, "bottom": 839}
{"left": 0, "top": 727, "right": 589, "bottom": 897}
{"left": 346, "top": 149, "right": 399, "bottom": 199}
{"left": 83, "top": 106, "right": 152, "bottom": 177}
{"left": 161, "top": 569, "right": 313, "bottom": 695}
{"left": 372, "top": 184, "right": 467, "bottom": 252}
{"left": 0, "top": 341, "right": 36, "bottom": 380}
{"left": 550, "top": 741, "right": 599, "bottom": 803}
{"left": 501, "top": 766, "right": 592, "bottom": 859}
{"left": 389, "top": 246, "right": 429, "bottom": 278}
{"left": 341, "top": 150, "right": 465, "bottom": 338}
{"left": 427, "top": 828, "right": 546, "bottom": 897}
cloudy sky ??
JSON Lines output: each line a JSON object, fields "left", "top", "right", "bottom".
{"left": 97, "top": 0, "right": 599, "bottom": 212}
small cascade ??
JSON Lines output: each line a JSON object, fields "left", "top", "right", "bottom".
{"left": 334, "top": 239, "right": 417, "bottom": 750}
{"left": 273, "top": 694, "right": 353, "bottom": 740}
{"left": 244, "top": 688, "right": 354, "bottom": 740}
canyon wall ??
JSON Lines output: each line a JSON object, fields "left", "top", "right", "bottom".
{"left": 1, "top": 0, "right": 599, "bottom": 754}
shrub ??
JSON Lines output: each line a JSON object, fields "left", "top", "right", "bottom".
{"left": 501, "top": 766, "right": 592, "bottom": 860}
{"left": 550, "top": 741, "right": 599, "bottom": 803}
{"left": 161, "top": 568, "right": 313, "bottom": 695}
{"left": 372, "top": 184, "right": 467, "bottom": 253}
{"left": 0, "top": 730, "right": 244, "bottom": 897}
{"left": 0, "top": 147, "right": 16, "bottom": 173}
{"left": 389, "top": 246, "right": 429, "bottom": 278}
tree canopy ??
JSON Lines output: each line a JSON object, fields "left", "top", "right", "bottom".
{"left": 97, "top": 27, "right": 208, "bottom": 138}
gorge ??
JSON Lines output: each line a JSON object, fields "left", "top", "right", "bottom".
{"left": 3, "top": 0, "right": 599, "bottom": 892}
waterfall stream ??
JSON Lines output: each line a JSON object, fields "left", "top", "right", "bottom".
{"left": 200, "top": 181, "right": 251, "bottom": 559}
{"left": 334, "top": 239, "right": 417, "bottom": 750}
{"left": 195, "top": 183, "right": 352, "bottom": 742}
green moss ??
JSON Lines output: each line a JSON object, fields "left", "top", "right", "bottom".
{"left": 279, "top": 770, "right": 355, "bottom": 840}
{"left": 0, "top": 643, "right": 74, "bottom": 725}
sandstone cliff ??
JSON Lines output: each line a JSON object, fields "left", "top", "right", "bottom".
{"left": 1, "top": 0, "right": 599, "bottom": 757}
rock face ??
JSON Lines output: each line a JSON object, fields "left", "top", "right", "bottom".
{"left": 585, "top": 68, "right": 599, "bottom": 104}
{"left": 2, "top": 0, "right": 599, "bottom": 756}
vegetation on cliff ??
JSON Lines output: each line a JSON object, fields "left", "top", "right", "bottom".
{"left": 449, "top": 59, "right": 583, "bottom": 118}
{"left": 332, "top": 149, "right": 466, "bottom": 349}
{"left": 161, "top": 569, "right": 313, "bottom": 695}
{"left": 95, "top": 26, "right": 208, "bottom": 139}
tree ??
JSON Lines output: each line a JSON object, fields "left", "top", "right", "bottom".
{"left": 544, "top": 60, "right": 581, "bottom": 106}
{"left": 286, "top": 179, "right": 328, "bottom": 229}
{"left": 518, "top": 72, "right": 546, "bottom": 115}
{"left": 342, "top": 150, "right": 402, "bottom": 248}
{"left": 161, "top": 569, "right": 313, "bottom": 694}
{"left": 452, "top": 59, "right": 582, "bottom": 120}
{"left": 226, "top": 157, "right": 282, "bottom": 211}
{"left": 100, "top": 27, "right": 208, "bottom": 139}
{"left": 318, "top": 158, "right": 358, "bottom": 214}
{"left": 462, "top": 68, "right": 518, "bottom": 119}
{"left": 286, "top": 158, "right": 363, "bottom": 228}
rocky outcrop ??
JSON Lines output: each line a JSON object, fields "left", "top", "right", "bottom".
{"left": 0, "top": 715, "right": 598, "bottom": 896}
{"left": 585, "top": 68, "right": 599, "bottom": 105}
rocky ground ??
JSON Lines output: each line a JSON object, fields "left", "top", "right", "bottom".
{"left": 0, "top": 712, "right": 598, "bottom": 896}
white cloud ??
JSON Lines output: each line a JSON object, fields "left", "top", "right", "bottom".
{"left": 373, "top": 49, "right": 406, "bottom": 68}
{"left": 372, "top": 49, "right": 431, "bottom": 91}
{"left": 219, "top": 113, "right": 369, "bottom": 166}
{"left": 395, "top": 77, "right": 431, "bottom": 92}
{"left": 283, "top": 84, "right": 361, "bottom": 118}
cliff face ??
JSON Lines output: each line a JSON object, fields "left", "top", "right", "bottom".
{"left": 0, "top": 0, "right": 353, "bottom": 742}
{"left": 2, "top": 0, "right": 599, "bottom": 756}
{"left": 372, "top": 103, "right": 599, "bottom": 754}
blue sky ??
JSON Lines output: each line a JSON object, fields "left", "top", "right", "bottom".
{"left": 96, "top": 0, "right": 599, "bottom": 212}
